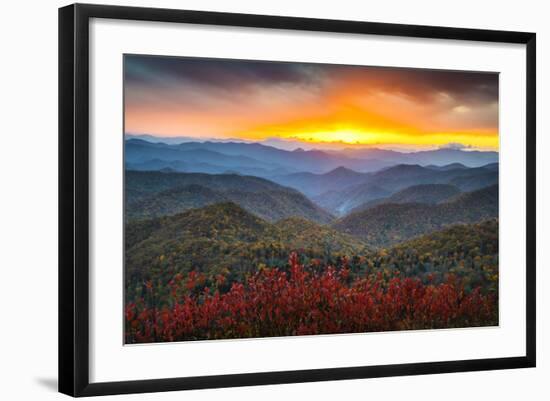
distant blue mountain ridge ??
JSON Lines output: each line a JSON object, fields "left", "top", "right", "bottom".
{"left": 125, "top": 136, "right": 499, "bottom": 178}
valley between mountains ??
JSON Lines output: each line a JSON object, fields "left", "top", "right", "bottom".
{"left": 125, "top": 138, "right": 498, "bottom": 295}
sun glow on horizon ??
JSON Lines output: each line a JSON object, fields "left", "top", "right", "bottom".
{"left": 230, "top": 125, "right": 499, "bottom": 151}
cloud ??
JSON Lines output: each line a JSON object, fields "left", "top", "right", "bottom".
{"left": 439, "top": 143, "right": 472, "bottom": 150}
{"left": 125, "top": 54, "right": 327, "bottom": 91}
{"left": 124, "top": 54, "right": 331, "bottom": 115}
{"left": 452, "top": 105, "right": 471, "bottom": 114}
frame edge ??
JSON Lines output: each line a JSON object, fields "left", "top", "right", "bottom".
{"left": 58, "top": 3, "right": 77, "bottom": 397}
{"left": 525, "top": 33, "right": 536, "bottom": 368}
{"left": 59, "top": 3, "right": 93, "bottom": 397}
{"left": 58, "top": 3, "right": 537, "bottom": 396}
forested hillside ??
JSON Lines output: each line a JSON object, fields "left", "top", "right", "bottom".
{"left": 126, "top": 171, "right": 333, "bottom": 223}
{"left": 365, "top": 219, "right": 498, "bottom": 293}
{"left": 332, "top": 185, "right": 498, "bottom": 247}
{"left": 350, "top": 183, "right": 461, "bottom": 213}
{"left": 125, "top": 202, "right": 369, "bottom": 303}
{"left": 125, "top": 219, "right": 499, "bottom": 343}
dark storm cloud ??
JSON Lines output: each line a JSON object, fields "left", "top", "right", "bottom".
{"left": 125, "top": 54, "right": 327, "bottom": 90}
{"left": 331, "top": 65, "right": 499, "bottom": 106}
{"left": 390, "top": 68, "right": 497, "bottom": 103}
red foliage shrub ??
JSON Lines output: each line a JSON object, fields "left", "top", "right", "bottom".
{"left": 125, "top": 252, "right": 497, "bottom": 343}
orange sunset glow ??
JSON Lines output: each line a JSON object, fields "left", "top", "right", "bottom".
{"left": 124, "top": 55, "right": 499, "bottom": 151}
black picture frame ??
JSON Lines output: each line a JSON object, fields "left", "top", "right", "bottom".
{"left": 59, "top": 3, "right": 536, "bottom": 397}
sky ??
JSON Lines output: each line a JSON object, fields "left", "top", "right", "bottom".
{"left": 124, "top": 54, "right": 499, "bottom": 151}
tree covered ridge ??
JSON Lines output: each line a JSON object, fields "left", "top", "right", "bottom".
{"left": 350, "top": 183, "right": 461, "bottom": 214}
{"left": 125, "top": 213, "right": 498, "bottom": 312}
{"left": 125, "top": 202, "right": 370, "bottom": 302}
{"left": 126, "top": 170, "right": 333, "bottom": 223}
{"left": 332, "top": 185, "right": 498, "bottom": 247}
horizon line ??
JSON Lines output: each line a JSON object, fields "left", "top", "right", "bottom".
{"left": 124, "top": 133, "right": 499, "bottom": 153}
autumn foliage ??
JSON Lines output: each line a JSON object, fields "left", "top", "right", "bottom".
{"left": 125, "top": 252, "right": 497, "bottom": 343}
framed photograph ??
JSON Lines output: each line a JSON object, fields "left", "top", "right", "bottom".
{"left": 59, "top": 3, "right": 536, "bottom": 397}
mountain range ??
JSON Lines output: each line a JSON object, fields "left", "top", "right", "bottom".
{"left": 124, "top": 136, "right": 500, "bottom": 277}
{"left": 310, "top": 163, "right": 497, "bottom": 215}
{"left": 127, "top": 157, "right": 498, "bottom": 223}
{"left": 125, "top": 137, "right": 499, "bottom": 178}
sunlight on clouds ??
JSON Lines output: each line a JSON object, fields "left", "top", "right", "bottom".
{"left": 453, "top": 105, "right": 471, "bottom": 114}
